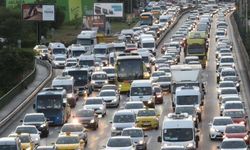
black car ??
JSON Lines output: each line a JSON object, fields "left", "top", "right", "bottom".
{"left": 73, "top": 109, "right": 99, "bottom": 130}
{"left": 21, "top": 113, "right": 49, "bottom": 138}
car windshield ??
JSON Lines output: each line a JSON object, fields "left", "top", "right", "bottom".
{"left": 130, "top": 87, "right": 152, "bottom": 96}
{"left": 79, "top": 60, "right": 94, "bottom": 67}
{"left": 221, "top": 58, "right": 234, "bottom": 63}
{"left": 77, "top": 39, "right": 93, "bottom": 45}
{"left": 163, "top": 128, "right": 193, "bottom": 142}
{"left": 122, "top": 129, "right": 143, "bottom": 137}
{"left": 175, "top": 107, "right": 195, "bottom": 115}
{"left": 16, "top": 127, "right": 37, "bottom": 134}
{"left": 217, "top": 31, "right": 225, "bottom": 36}
{"left": 213, "top": 119, "right": 233, "bottom": 126}
{"left": 219, "top": 82, "right": 235, "bottom": 88}
{"left": 142, "top": 57, "right": 149, "bottom": 63}
{"left": 154, "top": 87, "right": 161, "bottom": 93}
{"left": 94, "top": 48, "right": 107, "bottom": 54}
{"left": 225, "top": 103, "right": 243, "bottom": 109}
{"left": 221, "top": 71, "right": 236, "bottom": 77}
{"left": 125, "top": 103, "right": 143, "bottom": 109}
{"left": 113, "top": 114, "right": 135, "bottom": 123}
{"left": 24, "top": 115, "right": 45, "bottom": 122}
{"left": 76, "top": 110, "right": 94, "bottom": 117}
{"left": 0, "top": 145, "right": 18, "bottom": 150}
{"left": 152, "top": 72, "right": 165, "bottom": 77}
{"left": 36, "top": 95, "right": 62, "bottom": 109}
{"left": 103, "top": 69, "right": 115, "bottom": 74}
{"left": 225, "top": 126, "right": 246, "bottom": 133}
{"left": 223, "top": 76, "right": 237, "bottom": 82}
{"left": 20, "top": 136, "right": 30, "bottom": 143}
{"left": 157, "top": 76, "right": 171, "bottom": 82}
{"left": 53, "top": 48, "right": 65, "bottom": 54}
{"left": 107, "top": 138, "right": 132, "bottom": 147}
{"left": 92, "top": 74, "right": 107, "bottom": 80}
{"left": 99, "top": 91, "right": 116, "bottom": 97}
{"left": 224, "top": 111, "right": 244, "bottom": 118}
{"left": 53, "top": 85, "right": 72, "bottom": 93}
{"left": 55, "top": 57, "right": 65, "bottom": 61}
{"left": 85, "top": 99, "right": 102, "bottom": 105}
{"left": 137, "top": 110, "right": 156, "bottom": 116}
{"left": 61, "top": 124, "right": 82, "bottom": 132}
{"left": 56, "top": 136, "right": 79, "bottom": 144}
{"left": 143, "top": 43, "right": 155, "bottom": 48}
{"left": 101, "top": 86, "right": 117, "bottom": 91}
{"left": 221, "top": 89, "right": 237, "bottom": 94}
{"left": 176, "top": 95, "right": 198, "bottom": 105}
{"left": 221, "top": 140, "right": 247, "bottom": 149}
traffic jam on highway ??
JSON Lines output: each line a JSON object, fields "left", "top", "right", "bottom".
{"left": 0, "top": 1, "right": 245, "bottom": 150}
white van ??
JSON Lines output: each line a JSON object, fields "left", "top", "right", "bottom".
{"left": 130, "top": 80, "right": 155, "bottom": 108}
{"left": 52, "top": 75, "right": 77, "bottom": 107}
{"left": 158, "top": 113, "right": 199, "bottom": 149}
{"left": 140, "top": 37, "right": 156, "bottom": 56}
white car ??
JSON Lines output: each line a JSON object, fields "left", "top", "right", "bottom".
{"left": 59, "top": 123, "right": 87, "bottom": 143}
{"left": 98, "top": 89, "right": 120, "bottom": 108}
{"left": 121, "top": 128, "right": 147, "bottom": 150}
{"left": 110, "top": 110, "right": 136, "bottom": 136}
{"left": 91, "top": 71, "right": 108, "bottom": 90}
{"left": 150, "top": 71, "right": 166, "bottom": 82}
{"left": 102, "top": 66, "right": 116, "bottom": 82}
{"left": 15, "top": 125, "right": 40, "bottom": 145}
{"left": 218, "top": 138, "right": 248, "bottom": 150}
{"left": 124, "top": 101, "right": 145, "bottom": 115}
{"left": 218, "top": 87, "right": 238, "bottom": 101}
{"left": 105, "top": 136, "right": 135, "bottom": 150}
{"left": 83, "top": 97, "right": 106, "bottom": 116}
{"left": 209, "top": 116, "right": 233, "bottom": 140}
{"left": 52, "top": 54, "right": 66, "bottom": 69}
{"left": 217, "top": 56, "right": 235, "bottom": 69}
{"left": 222, "top": 101, "right": 245, "bottom": 115}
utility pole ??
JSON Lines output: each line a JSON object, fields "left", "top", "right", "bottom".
{"left": 246, "top": 0, "right": 248, "bottom": 33}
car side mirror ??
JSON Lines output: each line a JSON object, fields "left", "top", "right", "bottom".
{"left": 20, "top": 120, "right": 23, "bottom": 123}
{"left": 109, "top": 121, "right": 112, "bottom": 123}
{"left": 62, "top": 103, "right": 66, "bottom": 107}
{"left": 217, "top": 145, "right": 220, "bottom": 149}
{"left": 157, "top": 136, "right": 162, "bottom": 142}
{"left": 33, "top": 104, "right": 35, "bottom": 109}
{"left": 245, "top": 115, "right": 248, "bottom": 119}
{"left": 144, "top": 134, "right": 148, "bottom": 137}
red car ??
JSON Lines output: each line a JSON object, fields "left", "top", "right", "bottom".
{"left": 153, "top": 85, "right": 163, "bottom": 104}
{"left": 223, "top": 109, "right": 248, "bottom": 125}
{"left": 223, "top": 124, "right": 250, "bottom": 144}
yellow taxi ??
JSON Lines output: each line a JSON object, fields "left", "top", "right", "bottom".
{"left": 136, "top": 109, "right": 160, "bottom": 130}
{"left": 9, "top": 133, "right": 34, "bottom": 150}
{"left": 55, "top": 132, "right": 84, "bottom": 150}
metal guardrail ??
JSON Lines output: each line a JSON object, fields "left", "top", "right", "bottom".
{"left": 0, "top": 60, "right": 36, "bottom": 109}
{"left": 0, "top": 58, "right": 53, "bottom": 128}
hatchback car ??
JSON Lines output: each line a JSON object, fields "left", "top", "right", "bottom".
{"left": 218, "top": 138, "right": 248, "bottom": 150}
{"left": 83, "top": 97, "right": 106, "bottom": 116}
{"left": 73, "top": 109, "right": 99, "bottom": 130}
{"left": 105, "top": 136, "right": 135, "bottom": 150}
{"left": 60, "top": 123, "right": 87, "bottom": 144}
{"left": 223, "top": 124, "right": 249, "bottom": 144}
{"left": 121, "top": 128, "right": 147, "bottom": 150}
{"left": 136, "top": 109, "right": 160, "bottom": 130}
{"left": 98, "top": 89, "right": 120, "bottom": 108}
{"left": 223, "top": 109, "right": 247, "bottom": 125}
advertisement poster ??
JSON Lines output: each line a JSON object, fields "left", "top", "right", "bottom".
{"left": 22, "top": 4, "right": 55, "bottom": 21}
{"left": 94, "top": 3, "right": 123, "bottom": 17}
{"left": 83, "top": 15, "right": 106, "bottom": 32}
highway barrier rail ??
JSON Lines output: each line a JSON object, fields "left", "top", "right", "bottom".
{"left": 0, "top": 58, "right": 53, "bottom": 129}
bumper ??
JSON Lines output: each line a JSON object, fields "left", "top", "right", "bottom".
{"left": 111, "top": 130, "right": 122, "bottom": 136}
{"left": 210, "top": 131, "right": 223, "bottom": 139}
{"left": 136, "top": 122, "right": 159, "bottom": 129}
{"left": 105, "top": 101, "right": 119, "bottom": 107}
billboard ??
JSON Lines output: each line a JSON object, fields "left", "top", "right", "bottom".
{"left": 94, "top": 3, "right": 123, "bottom": 17}
{"left": 22, "top": 4, "right": 55, "bottom": 21}
{"left": 83, "top": 15, "right": 106, "bottom": 33}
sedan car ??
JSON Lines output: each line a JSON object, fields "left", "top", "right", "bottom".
{"left": 218, "top": 87, "right": 238, "bottom": 101}
{"left": 150, "top": 71, "right": 166, "bottom": 82}
{"left": 52, "top": 55, "right": 66, "bottom": 69}
{"left": 222, "top": 101, "right": 245, "bottom": 116}
{"left": 136, "top": 109, "right": 160, "bottom": 130}
{"left": 73, "top": 109, "right": 99, "bottom": 130}
{"left": 21, "top": 113, "right": 49, "bottom": 138}
{"left": 15, "top": 125, "right": 40, "bottom": 145}
{"left": 55, "top": 134, "right": 84, "bottom": 150}
{"left": 209, "top": 116, "right": 233, "bottom": 140}
{"left": 223, "top": 109, "right": 248, "bottom": 125}
{"left": 60, "top": 123, "right": 87, "bottom": 144}
{"left": 223, "top": 124, "right": 250, "bottom": 144}
{"left": 105, "top": 136, "right": 135, "bottom": 150}
{"left": 98, "top": 89, "right": 120, "bottom": 108}
{"left": 156, "top": 75, "right": 171, "bottom": 91}
{"left": 124, "top": 101, "right": 145, "bottom": 115}
{"left": 83, "top": 97, "right": 106, "bottom": 116}
{"left": 218, "top": 138, "right": 248, "bottom": 150}
{"left": 122, "top": 128, "right": 147, "bottom": 150}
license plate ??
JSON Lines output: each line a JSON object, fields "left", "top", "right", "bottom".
{"left": 143, "top": 122, "right": 150, "bottom": 126}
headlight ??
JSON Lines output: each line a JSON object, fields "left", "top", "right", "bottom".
{"left": 193, "top": 117, "right": 196, "bottom": 121}
{"left": 35, "top": 138, "right": 39, "bottom": 141}
{"left": 105, "top": 80, "right": 108, "bottom": 83}
{"left": 138, "top": 140, "right": 144, "bottom": 145}
{"left": 67, "top": 93, "right": 73, "bottom": 98}
{"left": 90, "top": 119, "right": 95, "bottom": 123}
{"left": 99, "top": 106, "right": 103, "bottom": 110}
{"left": 40, "top": 124, "right": 46, "bottom": 128}
{"left": 112, "top": 126, "right": 116, "bottom": 130}
{"left": 240, "top": 121, "right": 245, "bottom": 125}
{"left": 217, "top": 89, "right": 221, "bottom": 93}
{"left": 119, "top": 84, "right": 122, "bottom": 88}
{"left": 148, "top": 100, "right": 152, "bottom": 104}
{"left": 156, "top": 94, "right": 162, "bottom": 98}
{"left": 236, "top": 83, "right": 239, "bottom": 87}
{"left": 244, "top": 135, "right": 248, "bottom": 140}
{"left": 186, "top": 142, "right": 194, "bottom": 148}
{"left": 91, "top": 81, "right": 95, "bottom": 84}
{"left": 113, "top": 98, "right": 117, "bottom": 102}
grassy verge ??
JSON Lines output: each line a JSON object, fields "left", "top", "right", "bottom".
{"left": 111, "top": 20, "right": 138, "bottom": 34}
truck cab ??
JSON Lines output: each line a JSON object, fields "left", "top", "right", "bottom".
{"left": 158, "top": 113, "right": 199, "bottom": 149}
{"left": 76, "top": 30, "right": 97, "bottom": 52}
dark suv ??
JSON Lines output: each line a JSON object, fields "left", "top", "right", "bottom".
{"left": 21, "top": 113, "right": 49, "bottom": 138}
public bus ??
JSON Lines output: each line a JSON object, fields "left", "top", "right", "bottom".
{"left": 140, "top": 12, "right": 154, "bottom": 26}
{"left": 33, "top": 87, "right": 71, "bottom": 125}
{"left": 185, "top": 31, "right": 208, "bottom": 68}
{"left": 115, "top": 53, "right": 149, "bottom": 93}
